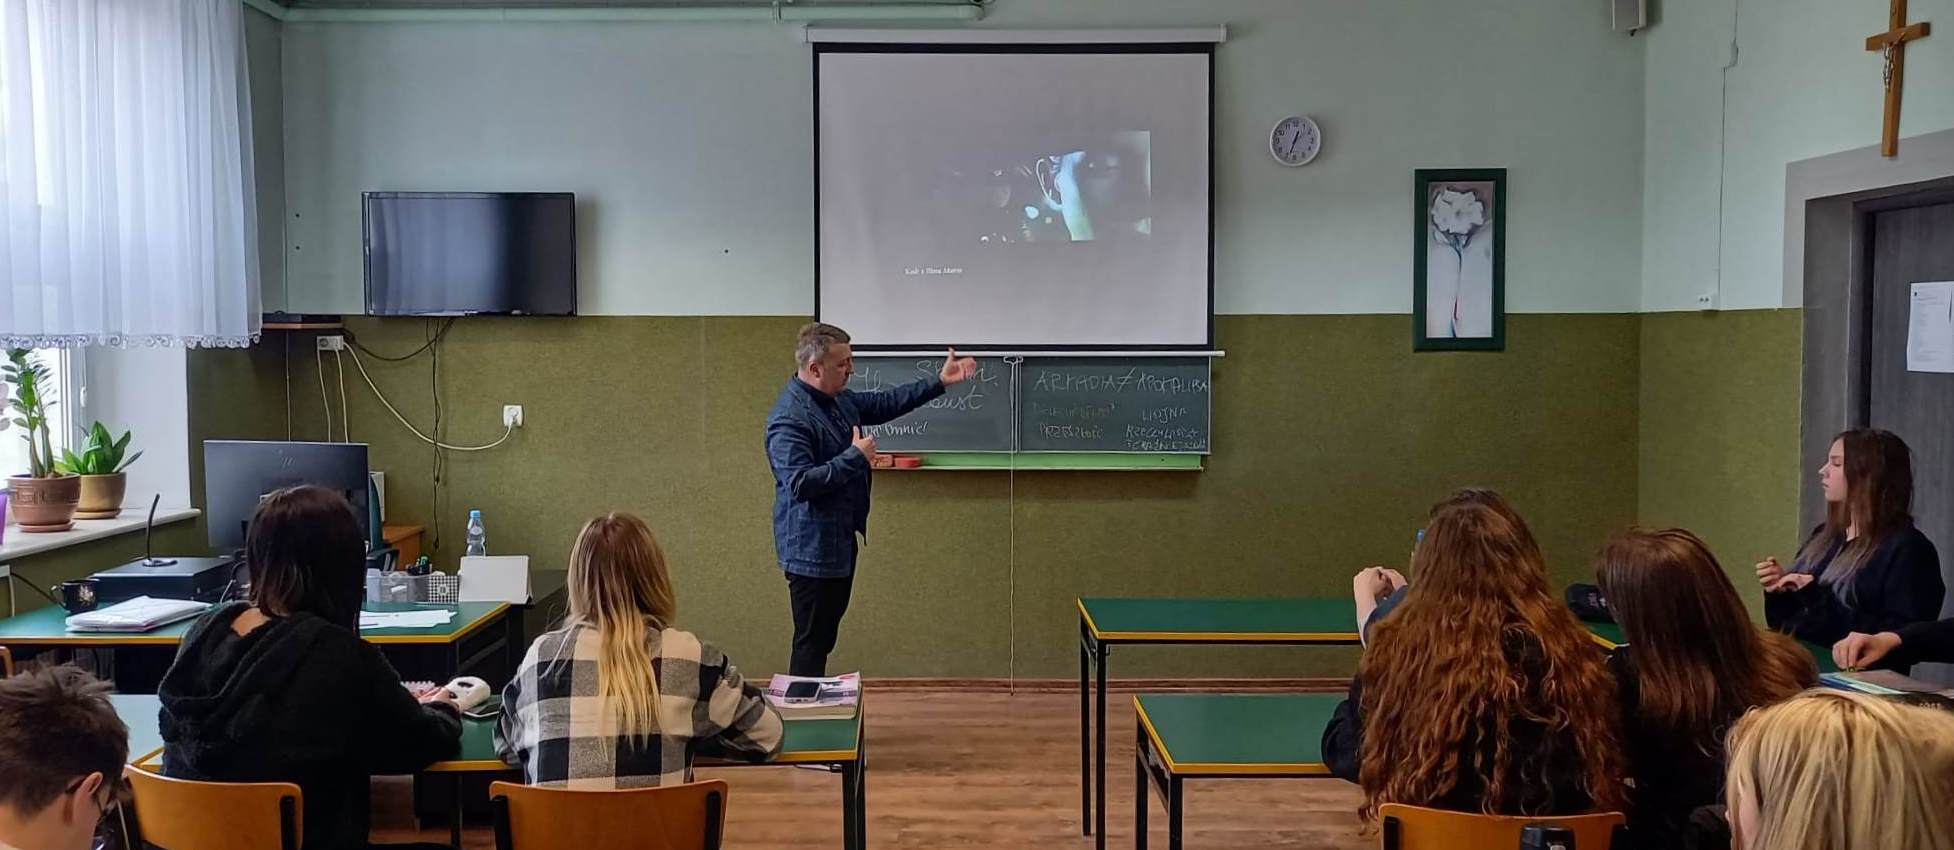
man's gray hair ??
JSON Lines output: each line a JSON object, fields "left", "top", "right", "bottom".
{"left": 795, "top": 322, "right": 851, "bottom": 368}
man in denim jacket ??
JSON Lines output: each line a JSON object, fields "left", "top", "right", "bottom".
{"left": 765, "top": 322, "right": 978, "bottom": 676}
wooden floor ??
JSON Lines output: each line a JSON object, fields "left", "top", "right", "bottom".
{"left": 371, "top": 690, "right": 1373, "bottom": 849}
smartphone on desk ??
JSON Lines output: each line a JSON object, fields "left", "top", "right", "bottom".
{"left": 784, "top": 681, "right": 822, "bottom": 703}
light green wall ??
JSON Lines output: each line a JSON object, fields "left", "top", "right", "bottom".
{"left": 257, "top": 313, "right": 1641, "bottom": 678}
{"left": 276, "top": 0, "right": 1644, "bottom": 316}
{"left": 1636, "top": 309, "right": 1804, "bottom": 614}
{"left": 1641, "top": 0, "right": 1954, "bottom": 310}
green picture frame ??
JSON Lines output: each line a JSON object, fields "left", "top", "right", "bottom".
{"left": 1413, "top": 168, "right": 1506, "bottom": 351}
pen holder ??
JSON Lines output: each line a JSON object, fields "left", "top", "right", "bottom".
{"left": 372, "top": 573, "right": 428, "bottom": 603}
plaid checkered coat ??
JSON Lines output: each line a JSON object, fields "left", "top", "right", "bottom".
{"left": 496, "top": 621, "right": 783, "bottom": 787}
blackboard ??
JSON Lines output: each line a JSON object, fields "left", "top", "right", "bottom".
{"left": 1017, "top": 359, "right": 1211, "bottom": 453}
{"left": 847, "top": 356, "right": 1014, "bottom": 452}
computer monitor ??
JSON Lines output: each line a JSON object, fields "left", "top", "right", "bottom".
{"left": 204, "top": 441, "right": 372, "bottom": 552}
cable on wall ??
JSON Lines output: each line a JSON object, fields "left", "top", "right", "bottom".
{"left": 345, "top": 345, "right": 513, "bottom": 453}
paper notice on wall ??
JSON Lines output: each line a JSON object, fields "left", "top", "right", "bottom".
{"left": 1909, "top": 282, "right": 1954, "bottom": 374}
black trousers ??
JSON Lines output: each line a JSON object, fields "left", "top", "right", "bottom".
{"left": 787, "top": 572, "right": 855, "bottom": 677}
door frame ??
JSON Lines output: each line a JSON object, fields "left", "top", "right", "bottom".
{"left": 1793, "top": 128, "right": 1954, "bottom": 532}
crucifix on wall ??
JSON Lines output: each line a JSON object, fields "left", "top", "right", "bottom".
{"left": 1866, "top": 0, "right": 1931, "bottom": 157}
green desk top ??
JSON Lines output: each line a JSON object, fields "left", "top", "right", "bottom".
{"left": 1134, "top": 693, "right": 1339, "bottom": 776}
{"left": 1078, "top": 597, "right": 1359, "bottom": 642}
{"left": 0, "top": 602, "right": 507, "bottom": 646}
{"left": 110, "top": 694, "right": 163, "bottom": 764}
{"left": 431, "top": 707, "right": 863, "bottom": 773}
{"left": 114, "top": 692, "right": 861, "bottom": 774}
{"left": 1584, "top": 622, "right": 1839, "bottom": 674}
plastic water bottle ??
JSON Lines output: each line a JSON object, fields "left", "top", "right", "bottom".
{"left": 465, "top": 510, "right": 487, "bottom": 557}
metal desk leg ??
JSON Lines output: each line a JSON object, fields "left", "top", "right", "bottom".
{"left": 450, "top": 774, "right": 463, "bottom": 849}
{"left": 841, "top": 761, "right": 860, "bottom": 850}
{"left": 1166, "top": 776, "right": 1182, "bottom": 850}
{"left": 1134, "top": 724, "right": 1149, "bottom": 850}
{"left": 855, "top": 713, "right": 870, "bottom": 850}
{"left": 1095, "top": 641, "right": 1108, "bottom": 850}
{"left": 1079, "top": 618, "right": 1092, "bottom": 835}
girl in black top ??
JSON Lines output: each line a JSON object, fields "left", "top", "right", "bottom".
{"left": 159, "top": 486, "right": 460, "bottom": 850}
{"left": 1757, "top": 429, "right": 1943, "bottom": 658}
{"left": 1596, "top": 529, "right": 1816, "bottom": 850}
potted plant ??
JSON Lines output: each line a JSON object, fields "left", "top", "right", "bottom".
{"left": 58, "top": 422, "right": 141, "bottom": 520}
{"left": 3, "top": 349, "right": 81, "bottom": 532}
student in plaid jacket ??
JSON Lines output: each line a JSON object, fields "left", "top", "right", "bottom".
{"left": 497, "top": 513, "right": 782, "bottom": 787}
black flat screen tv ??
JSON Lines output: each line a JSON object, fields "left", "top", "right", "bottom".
{"left": 363, "top": 191, "right": 577, "bottom": 316}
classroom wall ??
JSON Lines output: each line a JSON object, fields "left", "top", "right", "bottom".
{"left": 1635, "top": 309, "right": 1804, "bottom": 613}
{"left": 247, "top": 7, "right": 287, "bottom": 312}
{"left": 276, "top": 0, "right": 1646, "bottom": 316}
{"left": 1640, "top": 0, "right": 1954, "bottom": 311}
{"left": 262, "top": 313, "right": 1639, "bottom": 678}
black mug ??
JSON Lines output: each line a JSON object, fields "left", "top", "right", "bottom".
{"left": 57, "top": 579, "right": 99, "bottom": 614}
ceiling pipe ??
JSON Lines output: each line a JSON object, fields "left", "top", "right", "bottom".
{"left": 241, "top": 0, "right": 984, "bottom": 23}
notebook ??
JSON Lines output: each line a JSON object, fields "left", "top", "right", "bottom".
{"left": 64, "top": 597, "right": 207, "bottom": 633}
{"left": 764, "top": 673, "right": 861, "bottom": 720}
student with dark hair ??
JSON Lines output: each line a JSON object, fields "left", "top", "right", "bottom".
{"left": 158, "top": 485, "right": 460, "bottom": 850}
{"left": 0, "top": 666, "right": 130, "bottom": 850}
{"left": 1756, "top": 429, "right": 1942, "bottom": 657}
{"left": 1595, "top": 528, "right": 1817, "bottom": 849}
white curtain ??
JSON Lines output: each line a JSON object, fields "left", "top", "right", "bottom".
{"left": 0, "top": 0, "right": 259, "bottom": 349}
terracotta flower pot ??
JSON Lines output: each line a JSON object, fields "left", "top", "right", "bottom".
{"left": 7, "top": 474, "right": 82, "bottom": 533}
{"left": 76, "top": 473, "right": 128, "bottom": 520}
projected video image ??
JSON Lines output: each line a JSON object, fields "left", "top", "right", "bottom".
{"left": 930, "top": 131, "right": 1151, "bottom": 244}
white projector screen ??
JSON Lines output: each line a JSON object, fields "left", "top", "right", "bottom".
{"left": 816, "top": 45, "right": 1213, "bottom": 349}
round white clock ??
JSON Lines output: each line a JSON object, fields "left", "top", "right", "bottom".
{"left": 1269, "top": 115, "right": 1322, "bottom": 167}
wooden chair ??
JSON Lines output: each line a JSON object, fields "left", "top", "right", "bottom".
{"left": 1380, "top": 803, "right": 1626, "bottom": 850}
{"left": 488, "top": 779, "right": 729, "bottom": 850}
{"left": 124, "top": 765, "right": 301, "bottom": 850}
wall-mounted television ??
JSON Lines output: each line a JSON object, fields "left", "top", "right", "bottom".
{"left": 363, "top": 191, "right": 578, "bottom": 316}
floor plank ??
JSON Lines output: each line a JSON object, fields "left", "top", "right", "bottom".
{"left": 371, "top": 691, "right": 1372, "bottom": 849}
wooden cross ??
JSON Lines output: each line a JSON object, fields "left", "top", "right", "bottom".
{"left": 1867, "top": 0, "right": 1931, "bottom": 157}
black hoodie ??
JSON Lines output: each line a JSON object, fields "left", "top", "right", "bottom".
{"left": 157, "top": 602, "right": 461, "bottom": 850}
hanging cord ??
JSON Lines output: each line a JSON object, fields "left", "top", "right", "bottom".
{"left": 335, "top": 348, "right": 350, "bottom": 442}
{"left": 344, "top": 317, "right": 456, "bottom": 362}
{"left": 1003, "top": 355, "right": 1024, "bottom": 694}
{"left": 315, "top": 345, "right": 333, "bottom": 440}
{"left": 344, "top": 345, "right": 513, "bottom": 452}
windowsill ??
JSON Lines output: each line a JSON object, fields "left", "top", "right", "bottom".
{"left": 0, "top": 508, "right": 200, "bottom": 562}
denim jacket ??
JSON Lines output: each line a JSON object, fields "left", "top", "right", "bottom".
{"left": 765, "top": 375, "right": 944, "bottom": 577}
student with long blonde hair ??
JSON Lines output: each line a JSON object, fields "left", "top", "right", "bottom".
{"left": 497, "top": 513, "right": 782, "bottom": 787}
{"left": 1324, "top": 490, "right": 1628, "bottom": 821}
{"left": 1725, "top": 689, "right": 1954, "bottom": 850}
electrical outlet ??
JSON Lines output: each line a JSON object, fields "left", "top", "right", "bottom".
{"left": 316, "top": 334, "right": 346, "bottom": 351}
{"left": 503, "top": 405, "right": 524, "bottom": 428}
{"left": 1696, "top": 291, "right": 1716, "bottom": 309}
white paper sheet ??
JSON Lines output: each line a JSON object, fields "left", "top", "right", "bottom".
{"left": 1909, "top": 281, "right": 1954, "bottom": 374}
{"left": 359, "top": 609, "right": 456, "bottom": 630}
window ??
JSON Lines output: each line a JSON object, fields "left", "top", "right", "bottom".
{"left": 1, "top": 348, "right": 84, "bottom": 477}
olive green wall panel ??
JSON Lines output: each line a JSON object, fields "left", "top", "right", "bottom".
{"left": 1636, "top": 309, "right": 1804, "bottom": 617}
{"left": 257, "top": 313, "right": 1639, "bottom": 678}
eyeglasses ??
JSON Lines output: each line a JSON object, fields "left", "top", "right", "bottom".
{"left": 65, "top": 772, "right": 132, "bottom": 813}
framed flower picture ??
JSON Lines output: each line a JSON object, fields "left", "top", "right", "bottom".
{"left": 1413, "top": 168, "right": 1505, "bottom": 351}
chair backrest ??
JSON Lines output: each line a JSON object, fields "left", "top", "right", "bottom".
{"left": 489, "top": 780, "right": 729, "bottom": 850}
{"left": 125, "top": 765, "right": 301, "bottom": 850}
{"left": 1379, "top": 803, "right": 1626, "bottom": 850}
